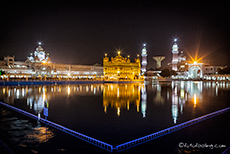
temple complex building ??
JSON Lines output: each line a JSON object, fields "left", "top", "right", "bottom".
{"left": 103, "top": 51, "right": 141, "bottom": 80}
{"left": 0, "top": 43, "right": 103, "bottom": 79}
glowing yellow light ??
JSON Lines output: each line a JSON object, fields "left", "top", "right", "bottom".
{"left": 111, "top": 85, "right": 113, "bottom": 90}
{"left": 193, "top": 94, "right": 197, "bottom": 107}
{"left": 102, "top": 83, "right": 141, "bottom": 115}
{"left": 127, "top": 101, "right": 130, "bottom": 110}
{"left": 104, "top": 106, "right": 107, "bottom": 113}
{"left": 180, "top": 89, "right": 184, "bottom": 99}
{"left": 67, "top": 86, "right": 70, "bottom": 95}
{"left": 103, "top": 51, "right": 141, "bottom": 81}
{"left": 137, "top": 101, "right": 139, "bottom": 112}
{"left": 194, "top": 61, "right": 197, "bottom": 64}
{"left": 117, "top": 88, "right": 119, "bottom": 97}
{"left": 42, "top": 60, "right": 47, "bottom": 64}
{"left": 117, "top": 107, "right": 120, "bottom": 116}
{"left": 43, "top": 93, "right": 46, "bottom": 101}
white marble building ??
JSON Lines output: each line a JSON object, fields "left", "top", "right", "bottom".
{"left": 0, "top": 43, "right": 103, "bottom": 79}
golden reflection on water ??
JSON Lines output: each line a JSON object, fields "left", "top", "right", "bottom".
{"left": 103, "top": 83, "right": 142, "bottom": 116}
{"left": 193, "top": 94, "right": 197, "bottom": 108}
{"left": 25, "top": 126, "right": 54, "bottom": 144}
{"left": 0, "top": 81, "right": 230, "bottom": 123}
{"left": 0, "top": 108, "right": 54, "bottom": 152}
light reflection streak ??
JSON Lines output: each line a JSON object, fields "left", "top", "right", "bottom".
{"left": 67, "top": 86, "right": 70, "bottom": 95}
{"left": 193, "top": 94, "right": 197, "bottom": 108}
{"left": 103, "top": 83, "right": 141, "bottom": 116}
{"left": 0, "top": 81, "right": 230, "bottom": 123}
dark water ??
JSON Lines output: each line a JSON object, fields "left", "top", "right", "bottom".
{"left": 0, "top": 81, "right": 230, "bottom": 153}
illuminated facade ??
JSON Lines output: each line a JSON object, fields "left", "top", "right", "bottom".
{"left": 172, "top": 39, "right": 179, "bottom": 71}
{"left": 0, "top": 43, "right": 103, "bottom": 79}
{"left": 188, "top": 62, "right": 203, "bottom": 79}
{"left": 169, "top": 39, "right": 206, "bottom": 79}
{"left": 141, "top": 44, "right": 147, "bottom": 74}
{"left": 103, "top": 51, "right": 141, "bottom": 80}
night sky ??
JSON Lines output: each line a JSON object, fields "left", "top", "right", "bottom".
{"left": 1, "top": 4, "right": 229, "bottom": 69}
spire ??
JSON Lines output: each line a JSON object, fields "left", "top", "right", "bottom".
{"left": 172, "top": 38, "right": 179, "bottom": 71}
{"left": 172, "top": 38, "right": 179, "bottom": 53}
{"left": 127, "top": 55, "right": 130, "bottom": 63}
{"left": 141, "top": 43, "right": 147, "bottom": 74}
{"left": 117, "top": 51, "right": 121, "bottom": 56}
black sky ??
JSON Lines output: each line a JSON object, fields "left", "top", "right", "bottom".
{"left": 1, "top": 4, "right": 229, "bottom": 68}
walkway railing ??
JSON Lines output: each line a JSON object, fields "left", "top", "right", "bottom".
{"left": 115, "top": 107, "right": 230, "bottom": 152}
{"left": 0, "top": 101, "right": 229, "bottom": 153}
{"left": 0, "top": 102, "right": 114, "bottom": 152}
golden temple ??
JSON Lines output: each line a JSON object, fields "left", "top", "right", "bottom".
{"left": 103, "top": 51, "right": 142, "bottom": 80}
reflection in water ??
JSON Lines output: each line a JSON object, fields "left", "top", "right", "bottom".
{"left": 0, "top": 84, "right": 103, "bottom": 118}
{"left": 0, "top": 81, "right": 230, "bottom": 124}
{"left": 171, "top": 81, "right": 203, "bottom": 123}
{"left": 141, "top": 85, "right": 147, "bottom": 118}
{"left": 0, "top": 108, "right": 54, "bottom": 152}
{"left": 103, "top": 83, "right": 143, "bottom": 116}
{"left": 193, "top": 94, "right": 197, "bottom": 108}
{"left": 154, "top": 85, "right": 164, "bottom": 105}
{"left": 24, "top": 126, "right": 54, "bottom": 144}
{"left": 172, "top": 84, "right": 179, "bottom": 124}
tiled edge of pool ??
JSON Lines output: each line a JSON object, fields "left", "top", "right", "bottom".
{"left": 0, "top": 101, "right": 229, "bottom": 153}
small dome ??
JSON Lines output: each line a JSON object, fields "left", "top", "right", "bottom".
{"left": 36, "top": 46, "right": 44, "bottom": 51}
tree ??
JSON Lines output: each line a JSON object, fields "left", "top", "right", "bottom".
{"left": 160, "top": 69, "right": 171, "bottom": 77}
{"left": 160, "top": 69, "right": 177, "bottom": 78}
{"left": 218, "top": 67, "right": 230, "bottom": 74}
{"left": 0, "top": 70, "right": 6, "bottom": 75}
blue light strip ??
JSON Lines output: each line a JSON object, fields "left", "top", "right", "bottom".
{"left": 0, "top": 102, "right": 114, "bottom": 152}
{"left": 1, "top": 101, "right": 229, "bottom": 153}
{"left": 115, "top": 107, "right": 230, "bottom": 152}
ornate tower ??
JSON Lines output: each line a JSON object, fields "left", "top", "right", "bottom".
{"left": 172, "top": 39, "right": 179, "bottom": 71}
{"left": 141, "top": 44, "right": 147, "bottom": 74}
{"left": 34, "top": 42, "right": 46, "bottom": 62}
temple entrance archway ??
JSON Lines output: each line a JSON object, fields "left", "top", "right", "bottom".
{"left": 188, "top": 65, "right": 202, "bottom": 79}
